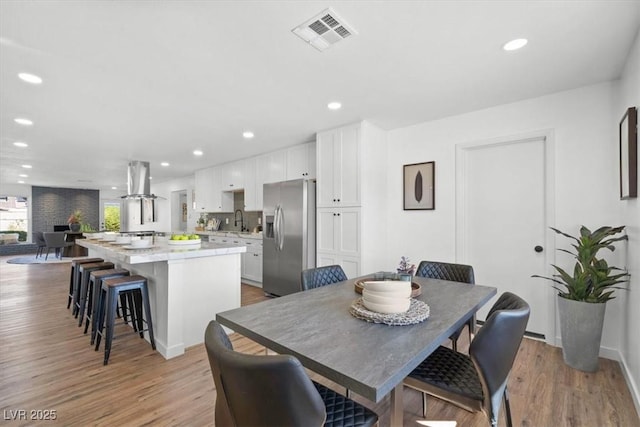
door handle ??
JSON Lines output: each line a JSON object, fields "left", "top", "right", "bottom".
{"left": 534, "top": 245, "right": 543, "bottom": 253}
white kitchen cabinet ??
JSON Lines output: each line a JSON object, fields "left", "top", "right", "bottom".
{"left": 222, "top": 159, "right": 245, "bottom": 190}
{"left": 315, "top": 121, "right": 387, "bottom": 276}
{"left": 316, "top": 207, "right": 360, "bottom": 276}
{"left": 211, "top": 166, "right": 234, "bottom": 213}
{"left": 194, "top": 167, "right": 216, "bottom": 212}
{"left": 262, "top": 150, "right": 287, "bottom": 184}
{"left": 286, "top": 141, "right": 316, "bottom": 180}
{"left": 243, "top": 158, "right": 258, "bottom": 211}
{"left": 242, "top": 239, "right": 263, "bottom": 284}
{"left": 316, "top": 124, "right": 360, "bottom": 207}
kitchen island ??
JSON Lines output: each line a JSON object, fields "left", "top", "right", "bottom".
{"left": 77, "top": 238, "right": 246, "bottom": 359}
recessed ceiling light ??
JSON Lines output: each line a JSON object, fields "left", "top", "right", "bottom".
{"left": 14, "top": 117, "right": 33, "bottom": 126}
{"left": 19, "top": 174, "right": 28, "bottom": 178}
{"left": 18, "top": 73, "right": 43, "bottom": 84}
{"left": 13, "top": 141, "right": 28, "bottom": 148}
{"left": 243, "top": 131, "right": 254, "bottom": 139}
{"left": 21, "top": 164, "right": 32, "bottom": 169}
{"left": 327, "top": 102, "right": 342, "bottom": 110}
{"left": 111, "top": 186, "right": 117, "bottom": 190}
{"left": 161, "top": 162, "right": 170, "bottom": 167}
{"left": 193, "top": 150, "right": 203, "bottom": 156}
{"left": 18, "top": 180, "right": 25, "bottom": 184}
{"left": 503, "top": 38, "right": 528, "bottom": 51}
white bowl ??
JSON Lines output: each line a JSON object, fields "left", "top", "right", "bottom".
{"left": 362, "top": 298, "right": 411, "bottom": 314}
{"left": 130, "top": 239, "right": 151, "bottom": 248}
{"left": 362, "top": 289, "right": 409, "bottom": 305}
{"left": 361, "top": 281, "right": 412, "bottom": 296}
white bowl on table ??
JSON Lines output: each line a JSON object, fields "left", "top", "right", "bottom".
{"left": 361, "top": 281, "right": 412, "bottom": 298}
{"left": 362, "top": 298, "right": 411, "bottom": 314}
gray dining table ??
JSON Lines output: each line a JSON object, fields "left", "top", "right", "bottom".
{"left": 216, "top": 275, "right": 497, "bottom": 426}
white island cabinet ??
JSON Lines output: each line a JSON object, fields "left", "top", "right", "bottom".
{"left": 77, "top": 239, "right": 246, "bottom": 359}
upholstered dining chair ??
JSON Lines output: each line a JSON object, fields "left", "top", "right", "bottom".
{"left": 404, "top": 292, "right": 530, "bottom": 427}
{"left": 43, "top": 232, "right": 74, "bottom": 260}
{"left": 415, "top": 260, "right": 476, "bottom": 351}
{"left": 204, "top": 320, "right": 378, "bottom": 427}
{"left": 33, "top": 231, "right": 47, "bottom": 258}
{"left": 301, "top": 264, "right": 348, "bottom": 291}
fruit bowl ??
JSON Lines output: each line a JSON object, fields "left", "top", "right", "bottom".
{"left": 168, "top": 238, "right": 202, "bottom": 246}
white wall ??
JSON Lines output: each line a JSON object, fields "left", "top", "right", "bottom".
{"left": 146, "top": 176, "right": 194, "bottom": 233}
{"left": 385, "top": 80, "right": 633, "bottom": 380}
{"left": 615, "top": 28, "right": 640, "bottom": 413}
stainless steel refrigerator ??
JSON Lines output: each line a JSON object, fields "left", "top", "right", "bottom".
{"left": 263, "top": 179, "right": 316, "bottom": 296}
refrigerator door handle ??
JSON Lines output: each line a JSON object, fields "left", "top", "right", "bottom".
{"left": 274, "top": 205, "right": 282, "bottom": 251}
{"left": 277, "top": 206, "right": 284, "bottom": 251}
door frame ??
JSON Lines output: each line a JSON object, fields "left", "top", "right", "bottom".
{"left": 455, "top": 129, "right": 557, "bottom": 345}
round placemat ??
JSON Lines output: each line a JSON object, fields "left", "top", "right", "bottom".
{"left": 349, "top": 298, "right": 430, "bottom": 326}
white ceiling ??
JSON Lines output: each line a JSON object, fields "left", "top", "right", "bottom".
{"left": 1, "top": 1, "right": 639, "bottom": 192}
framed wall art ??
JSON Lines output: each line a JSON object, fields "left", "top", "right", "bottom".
{"left": 620, "top": 106, "right": 637, "bottom": 199}
{"left": 403, "top": 161, "right": 435, "bottom": 210}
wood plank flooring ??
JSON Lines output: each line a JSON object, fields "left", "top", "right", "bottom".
{"left": 0, "top": 257, "right": 638, "bottom": 426}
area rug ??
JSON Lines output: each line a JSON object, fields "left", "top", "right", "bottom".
{"left": 6, "top": 255, "right": 87, "bottom": 264}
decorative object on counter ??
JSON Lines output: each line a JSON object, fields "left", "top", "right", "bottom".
{"left": 403, "top": 161, "right": 435, "bottom": 210}
{"left": 68, "top": 210, "right": 83, "bottom": 232}
{"left": 168, "top": 233, "right": 201, "bottom": 246}
{"left": 349, "top": 298, "right": 430, "bottom": 326}
{"left": 532, "top": 225, "right": 629, "bottom": 372}
{"left": 397, "top": 256, "right": 415, "bottom": 276}
{"left": 196, "top": 215, "right": 206, "bottom": 231}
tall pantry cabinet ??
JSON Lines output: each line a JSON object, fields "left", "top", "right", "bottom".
{"left": 315, "top": 121, "right": 387, "bottom": 278}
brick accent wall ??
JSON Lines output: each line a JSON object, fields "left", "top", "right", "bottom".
{"left": 31, "top": 187, "right": 100, "bottom": 233}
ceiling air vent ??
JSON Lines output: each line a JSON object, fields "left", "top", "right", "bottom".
{"left": 292, "top": 8, "right": 357, "bottom": 52}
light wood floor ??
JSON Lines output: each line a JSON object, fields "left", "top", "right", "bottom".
{"left": 0, "top": 257, "right": 638, "bottom": 426}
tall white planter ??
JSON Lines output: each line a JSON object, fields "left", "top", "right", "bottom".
{"left": 557, "top": 296, "right": 606, "bottom": 372}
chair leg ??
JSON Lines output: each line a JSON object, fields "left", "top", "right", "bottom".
{"left": 451, "top": 338, "right": 458, "bottom": 352}
{"left": 422, "top": 391, "right": 427, "bottom": 418}
{"left": 503, "top": 387, "right": 513, "bottom": 427}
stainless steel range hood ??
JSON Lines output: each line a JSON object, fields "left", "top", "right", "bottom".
{"left": 122, "top": 161, "right": 157, "bottom": 199}
{"left": 121, "top": 161, "right": 157, "bottom": 226}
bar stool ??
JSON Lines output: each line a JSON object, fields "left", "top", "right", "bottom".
{"left": 68, "top": 258, "right": 103, "bottom": 310}
{"left": 75, "top": 262, "right": 114, "bottom": 325}
{"left": 84, "top": 268, "right": 130, "bottom": 341}
{"left": 94, "top": 275, "right": 155, "bottom": 365}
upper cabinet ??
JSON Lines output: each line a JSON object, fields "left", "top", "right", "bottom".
{"left": 221, "top": 159, "right": 245, "bottom": 190}
{"left": 262, "top": 150, "right": 287, "bottom": 184}
{"left": 194, "top": 168, "right": 216, "bottom": 212}
{"left": 212, "top": 166, "right": 234, "bottom": 212}
{"left": 316, "top": 124, "right": 360, "bottom": 207}
{"left": 286, "top": 141, "right": 316, "bottom": 180}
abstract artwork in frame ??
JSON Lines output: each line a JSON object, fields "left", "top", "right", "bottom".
{"left": 620, "top": 106, "right": 637, "bottom": 199}
{"left": 403, "top": 161, "right": 435, "bottom": 210}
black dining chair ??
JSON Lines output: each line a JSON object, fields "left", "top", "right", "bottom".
{"left": 404, "top": 292, "right": 530, "bottom": 427}
{"left": 301, "top": 264, "right": 348, "bottom": 291}
{"left": 415, "top": 260, "right": 476, "bottom": 351}
{"left": 204, "top": 320, "right": 378, "bottom": 427}
{"left": 43, "top": 232, "right": 74, "bottom": 260}
{"left": 33, "top": 231, "right": 47, "bottom": 258}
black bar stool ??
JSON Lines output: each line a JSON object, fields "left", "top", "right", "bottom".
{"left": 85, "top": 268, "right": 130, "bottom": 341}
{"left": 94, "top": 275, "right": 156, "bottom": 365}
{"left": 68, "top": 258, "right": 103, "bottom": 310}
{"left": 75, "top": 262, "right": 114, "bottom": 324}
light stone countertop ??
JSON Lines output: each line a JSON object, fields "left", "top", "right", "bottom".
{"left": 195, "top": 231, "right": 263, "bottom": 240}
{"left": 77, "top": 238, "right": 246, "bottom": 264}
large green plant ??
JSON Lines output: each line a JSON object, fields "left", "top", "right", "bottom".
{"left": 533, "top": 226, "right": 629, "bottom": 303}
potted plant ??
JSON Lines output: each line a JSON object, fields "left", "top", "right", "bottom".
{"left": 533, "top": 225, "right": 629, "bottom": 372}
{"left": 397, "top": 256, "right": 416, "bottom": 276}
{"left": 68, "top": 210, "right": 83, "bottom": 232}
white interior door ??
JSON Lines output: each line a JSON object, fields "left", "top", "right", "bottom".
{"left": 457, "top": 133, "right": 554, "bottom": 339}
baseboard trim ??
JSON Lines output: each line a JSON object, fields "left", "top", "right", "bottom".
{"left": 618, "top": 350, "right": 640, "bottom": 419}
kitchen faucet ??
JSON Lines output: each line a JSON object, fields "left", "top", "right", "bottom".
{"left": 234, "top": 209, "right": 245, "bottom": 231}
